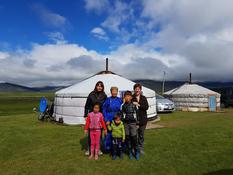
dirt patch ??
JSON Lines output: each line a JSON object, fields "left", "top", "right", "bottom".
{"left": 146, "top": 119, "right": 165, "bottom": 129}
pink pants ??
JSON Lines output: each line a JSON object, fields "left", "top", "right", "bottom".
{"left": 90, "top": 130, "right": 101, "bottom": 155}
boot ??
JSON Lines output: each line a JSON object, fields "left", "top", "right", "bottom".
{"left": 119, "top": 151, "right": 124, "bottom": 160}
{"left": 112, "top": 154, "right": 117, "bottom": 160}
{"left": 135, "top": 148, "right": 140, "bottom": 161}
{"left": 129, "top": 150, "right": 133, "bottom": 160}
{"left": 112, "top": 148, "right": 117, "bottom": 160}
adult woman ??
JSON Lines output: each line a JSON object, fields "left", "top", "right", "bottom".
{"left": 84, "top": 81, "right": 107, "bottom": 155}
{"left": 132, "top": 83, "right": 149, "bottom": 155}
{"left": 84, "top": 81, "right": 107, "bottom": 117}
{"left": 102, "top": 87, "right": 123, "bottom": 151}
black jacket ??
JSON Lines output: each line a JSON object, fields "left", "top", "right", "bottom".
{"left": 132, "top": 94, "right": 149, "bottom": 125}
{"left": 121, "top": 102, "right": 137, "bottom": 124}
{"left": 84, "top": 91, "right": 107, "bottom": 117}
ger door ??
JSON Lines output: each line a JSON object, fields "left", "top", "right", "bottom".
{"left": 209, "top": 95, "right": 216, "bottom": 112}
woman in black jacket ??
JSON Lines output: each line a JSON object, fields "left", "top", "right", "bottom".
{"left": 84, "top": 81, "right": 107, "bottom": 118}
{"left": 84, "top": 81, "right": 107, "bottom": 156}
{"left": 132, "top": 83, "right": 149, "bottom": 155}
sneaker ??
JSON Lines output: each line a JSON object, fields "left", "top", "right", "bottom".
{"left": 85, "top": 150, "right": 90, "bottom": 156}
{"left": 98, "top": 150, "right": 103, "bottom": 155}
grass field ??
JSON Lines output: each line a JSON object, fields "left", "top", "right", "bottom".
{"left": 0, "top": 93, "right": 233, "bottom": 175}
{"left": 0, "top": 92, "right": 54, "bottom": 116}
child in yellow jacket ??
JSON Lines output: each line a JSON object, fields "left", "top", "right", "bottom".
{"left": 106, "top": 113, "right": 125, "bottom": 160}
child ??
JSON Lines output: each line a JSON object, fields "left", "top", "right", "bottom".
{"left": 121, "top": 91, "right": 140, "bottom": 160}
{"left": 84, "top": 103, "right": 107, "bottom": 160}
{"left": 106, "top": 113, "right": 125, "bottom": 160}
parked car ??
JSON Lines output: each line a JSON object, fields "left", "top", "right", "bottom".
{"left": 156, "top": 94, "right": 175, "bottom": 112}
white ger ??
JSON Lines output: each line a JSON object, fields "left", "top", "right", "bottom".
{"left": 54, "top": 71, "right": 157, "bottom": 125}
{"left": 164, "top": 83, "right": 221, "bottom": 112}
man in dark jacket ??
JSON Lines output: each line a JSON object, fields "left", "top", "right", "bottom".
{"left": 132, "top": 83, "right": 149, "bottom": 154}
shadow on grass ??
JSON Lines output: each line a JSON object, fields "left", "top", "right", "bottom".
{"left": 203, "top": 169, "right": 233, "bottom": 175}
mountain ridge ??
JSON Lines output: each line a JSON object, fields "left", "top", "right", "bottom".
{"left": 1, "top": 80, "right": 233, "bottom": 93}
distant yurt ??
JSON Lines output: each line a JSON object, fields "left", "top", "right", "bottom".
{"left": 164, "top": 83, "right": 221, "bottom": 112}
{"left": 54, "top": 62, "right": 157, "bottom": 125}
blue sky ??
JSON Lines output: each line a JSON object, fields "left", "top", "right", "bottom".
{"left": 0, "top": 0, "right": 111, "bottom": 52}
{"left": 0, "top": 0, "right": 233, "bottom": 86}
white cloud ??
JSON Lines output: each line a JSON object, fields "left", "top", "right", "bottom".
{"left": 47, "top": 32, "right": 67, "bottom": 44}
{"left": 0, "top": 41, "right": 187, "bottom": 86}
{"left": 0, "top": 43, "right": 102, "bottom": 86}
{"left": 138, "top": 0, "right": 233, "bottom": 80}
{"left": 90, "top": 27, "right": 108, "bottom": 41}
{"left": 0, "top": 52, "right": 9, "bottom": 59}
{"left": 31, "top": 4, "right": 69, "bottom": 29}
{"left": 142, "top": 0, "right": 233, "bottom": 34}
{"left": 2, "top": 39, "right": 231, "bottom": 87}
{"left": 84, "top": 0, "right": 110, "bottom": 14}
{"left": 215, "top": 28, "right": 233, "bottom": 43}
{"left": 101, "top": 1, "right": 133, "bottom": 33}
{"left": 91, "top": 27, "right": 106, "bottom": 36}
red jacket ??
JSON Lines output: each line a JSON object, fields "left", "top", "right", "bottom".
{"left": 84, "top": 112, "right": 107, "bottom": 131}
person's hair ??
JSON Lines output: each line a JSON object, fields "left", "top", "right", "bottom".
{"left": 110, "top": 86, "right": 118, "bottom": 92}
{"left": 93, "top": 102, "right": 101, "bottom": 109}
{"left": 94, "top": 81, "right": 104, "bottom": 92}
{"left": 114, "top": 113, "right": 121, "bottom": 120}
{"left": 124, "top": 90, "right": 132, "bottom": 97}
{"left": 134, "top": 83, "right": 142, "bottom": 90}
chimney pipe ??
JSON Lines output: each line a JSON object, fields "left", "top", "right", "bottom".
{"left": 189, "top": 72, "right": 192, "bottom": 84}
{"left": 106, "top": 58, "right": 109, "bottom": 71}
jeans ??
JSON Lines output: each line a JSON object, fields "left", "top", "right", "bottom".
{"left": 138, "top": 124, "right": 147, "bottom": 149}
{"left": 112, "top": 137, "right": 123, "bottom": 157}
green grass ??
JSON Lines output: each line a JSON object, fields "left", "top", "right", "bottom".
{"left": 0, "top": 92, "right": 54, "bottom": 116}
{"left": 0, "top": 93, "right": 233, "bottom": 175}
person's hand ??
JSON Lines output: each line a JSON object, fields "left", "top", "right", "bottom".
{"left": 104, "top": 130, "right": 107, "bottom": 135}
{"left": 133, "top": 102, "right": 140, "bottom": 107}
{"left": 84, "top": 130, "right": 88, "bottom": 135}
{"left": 106, "top": 121, "right": 110, "bottom": 125}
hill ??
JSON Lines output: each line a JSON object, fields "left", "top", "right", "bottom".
{"left": 1, "top": 80, "right": 233, "bottom": 93}
{"left": 0, "top": 82, "right": 35, "bottom": 92}
{"left": 134, "top": 79, "right": 233, "bottom": 93}
{"left": 0, "top": 82, "right": 65, "bottom": 92}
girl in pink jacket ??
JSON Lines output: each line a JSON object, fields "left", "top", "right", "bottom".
{"left": 84, "top": 103, "right": 107, "bottom": 160}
